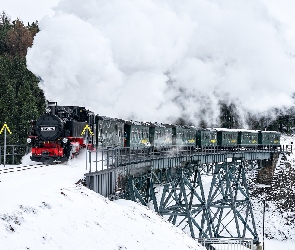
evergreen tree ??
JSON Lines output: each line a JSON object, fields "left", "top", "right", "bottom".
{"left": 0, "top": 12, "right": 46, "bottom": 163}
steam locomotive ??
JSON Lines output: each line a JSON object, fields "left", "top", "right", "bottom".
{"left": 27, "top": 102, "right": 281, "bottom": 163}
{"left": 27, "top": 102, "right": 94, "bottom": 163}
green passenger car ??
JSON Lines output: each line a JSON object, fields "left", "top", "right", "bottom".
{"left": 124, "top": 121, "right": 150, "bottom": 148}
{"left": 147, "top": 123, "right": 173, "bottom": 149}
{"left": 258, "top": 131, "right": 281, "bottom": 147}
{"left": 95, "top": 116, "right": 124, "bottom": 148}
{"left": 216, "top": 129, "right": 238, "bottom": 147}
{"left": 170, "top": 125, "right": 196, "bottom": 146}
{"left": 237, "top": 130, "right": 259, "bottom": 147}
{"left": 196, "top": 129, "right": 217, "bottom": 147}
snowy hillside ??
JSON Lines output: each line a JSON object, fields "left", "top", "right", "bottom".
{"left": 1, "top": 139, "right": 295, "bottom": 249}
{"left": 248, "top": 135, "right": 295, "bottom": 249}
{"left": 0, "top": 153, "right": 204, "bottom": 250}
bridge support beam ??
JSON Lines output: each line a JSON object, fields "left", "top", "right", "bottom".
{"left": 122, "top": 159, "right": 259, "bottom": 243}
{"left": 206, "top": 160, "right": 258, "bottom": 242}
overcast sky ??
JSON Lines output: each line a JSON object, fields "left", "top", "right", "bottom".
{"left": 2, "top": 0, "right": 295, "bottom": 29}
{"left": 1, "top": 0, "right": 60, "bottom": 24}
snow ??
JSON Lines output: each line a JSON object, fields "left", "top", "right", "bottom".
{"left": 249, "top": 135, "right": 295, "bottom": 249}
{"left": 0, "top": 151, "right": 204, "bottom": 250}
{"left": 1, "top": 139, "right": 295, "bottom": 249}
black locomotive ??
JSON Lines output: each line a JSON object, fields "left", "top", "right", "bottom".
{"left": 28, "top": 102, "right": 94, "bottom": 163}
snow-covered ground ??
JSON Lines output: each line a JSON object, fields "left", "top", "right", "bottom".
{"left": 1, "top": 140, "right": 295, "bottom": 249}
{"left": 0, "top": 151, "right": 204, "bottom": 250}
{"left": 250, "top": 135, "right": 295, "bottom": 250}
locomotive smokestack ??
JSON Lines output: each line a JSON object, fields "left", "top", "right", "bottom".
{"left": 47, "top": 102, "right": 57, "bottom": 115}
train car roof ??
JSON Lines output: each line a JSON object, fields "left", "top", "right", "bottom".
{"left": 123, "top": 120, "right": 147, "bottom": 126}
{"left": 260, "top": 130, "right": 281, "bottom": 134}
{"left": 142, "top": 122, "right": 168, "bottom": 128}
{"left": 96, "top": 115, "right": 124, "bottom": 123}
{"left": 211, "top": 128, "right": 260, "bottom": 133}
{"left": 199, "top": 128, "right": 218, "bottom": 132}
{"left": 163, "top": 124, "right": 197, "bottom": 129}
{"left": 211, "top": 128, "right": 281, "bottom": 134}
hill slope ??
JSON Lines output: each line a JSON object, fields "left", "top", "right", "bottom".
{"left": 0, "top": 153, "right": 204, "bottom": 250}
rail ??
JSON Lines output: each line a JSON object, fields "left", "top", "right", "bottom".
{"left": 0, "top": 164, "right": 46, "bottom": 174}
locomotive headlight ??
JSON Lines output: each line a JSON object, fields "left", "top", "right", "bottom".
{"left": 62, "top": 138, "right": 68, "bottom": 143}
{"left": 27, "top": 138, "right": 31, "bottom": 143}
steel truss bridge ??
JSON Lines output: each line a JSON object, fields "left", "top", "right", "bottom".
{"left": 85, "top": 145, "right": 292, "bottom": 245}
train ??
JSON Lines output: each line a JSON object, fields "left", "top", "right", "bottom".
{"left": 27, "top": 102, "right": 281, "bottom": 163}
{"left": 27, "top": 103, "right": 95, "bottom": 163}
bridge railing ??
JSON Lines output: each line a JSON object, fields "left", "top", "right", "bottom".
{"left": 87, "top": 144, "right": 290, "bottom": 174}
{"left": 197, "top": 238, "right": 254, "bottom": 250}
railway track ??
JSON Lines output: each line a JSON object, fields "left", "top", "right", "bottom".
{"left": 0, "top": 164, "right": 48, "bottom": 175}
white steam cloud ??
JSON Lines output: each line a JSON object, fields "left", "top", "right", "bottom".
{"left": 27, "top": 0, "right": 295, "bottom": 126}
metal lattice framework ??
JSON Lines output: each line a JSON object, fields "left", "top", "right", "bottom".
{"left": 122, "top": 158, "right": 259, "bottom": 243}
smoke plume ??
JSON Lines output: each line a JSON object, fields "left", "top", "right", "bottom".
{"left": 26, "top": 0, "right": 295, "bottom": 127}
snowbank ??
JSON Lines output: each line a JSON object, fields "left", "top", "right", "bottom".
{"left": 0, "top": 154, "right": 204, "bottom": 250}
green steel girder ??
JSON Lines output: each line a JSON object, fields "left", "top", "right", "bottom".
{"left": 122, "top": 159, "right": 259, "bottom": 243}
{"left": 205, "top": 162, "right": 258, "bottom": 242}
